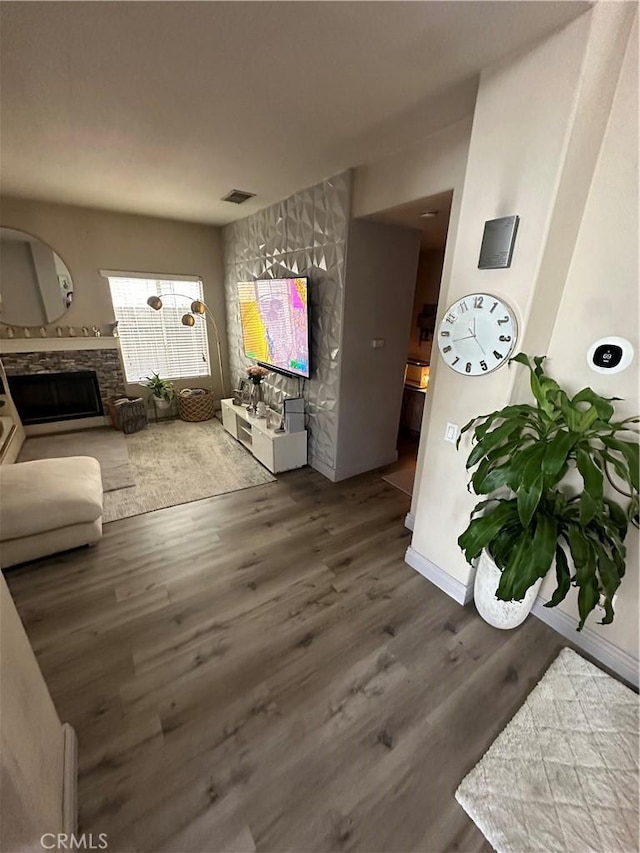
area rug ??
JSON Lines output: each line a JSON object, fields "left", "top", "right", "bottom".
{"left": 103, "top": 419, "right": 275, "bottom": 523}
{"left": 455, "top": 647, "right": 639, "bottom": 853}
{"left": 18, "top": 428, "right": 134, "bottom": 492}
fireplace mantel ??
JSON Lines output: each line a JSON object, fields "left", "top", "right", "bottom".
{"left": 0, "top": 337, "right": 119, "bottom": 355}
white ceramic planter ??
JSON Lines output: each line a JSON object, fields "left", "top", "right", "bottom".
{"left": 474, "top": 549, "right": 542, "bottom": 630}
{"left": 153, "top": 395, "right": 171, "bottom": 410}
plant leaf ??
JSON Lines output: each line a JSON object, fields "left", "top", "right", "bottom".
{"left": 545, "top": 545, "right": 571, "bottom": 608}
{"left": 576, "top": 448, "right": 604, "bottom": 526}
{"left": 516, "top": 447, "right": 545, "bottom": 526}
{"left": 466, "top": 419, "right": 523, "bottom": 468}
{"left": 495, "top": 529, "right": 533, "bottom": 601}
{"left": 577, "top": 572, "right": 599, "bottom": 631}
{"left": 571, "top": 388, "right": 615, "bottom": 423}
{"left": 601, "top": 436, "right": 639, "bottom": 492}
{"left": 542, "top": 430, "right": 579, "bottom": 479}
{"left": 458, "top": 501, "right": 519, "bottom": 563}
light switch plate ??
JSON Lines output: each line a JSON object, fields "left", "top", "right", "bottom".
{"left": 445, "top": 422, "right": 459, "bottom": 443}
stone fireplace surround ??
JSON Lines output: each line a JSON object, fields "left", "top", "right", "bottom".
{"left": 1, "top": 341, "right": 126, "bottom": 412}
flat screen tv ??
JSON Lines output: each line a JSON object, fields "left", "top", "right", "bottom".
{"left": 238, "top": 277, "right": 310, "bottom": 378}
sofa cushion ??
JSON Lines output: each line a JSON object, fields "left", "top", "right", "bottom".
{"left": 0, "top": 456, "right": 103, "bottom": 541}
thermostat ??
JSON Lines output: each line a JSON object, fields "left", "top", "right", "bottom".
{"left": 587, "top": 337, "right": 634, "bottom": 375}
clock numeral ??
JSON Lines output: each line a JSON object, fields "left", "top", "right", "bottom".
{"left": 499, "top": 334, "right": 511, "bottom": 342}
{"left": 445, "top": 313, "right": 456, "bottom": 324}
{"left": 493, "top": 350, "right": 504, "bottom": 360}
{"left": 459, "top": 301, "right": 469, "bottom": 313}
{"left": 490, "top": 301, "right": 498, "bottom": 313}
{"left": 480, "top": 360, "right": 488, "bottom": 372}
{"left": 473, "top": 296, "right": 484, "bottom": 309}
{"left": 440, "top": 330, "right": 450, "bottom": 337}
{"left": 443, "top": 345, "right": 452, "bottom": 353}
{"left": 465, "top": 362, "right": 472, "bottom": 374}
{"left": 452, "top": 357, "right": 460, "bottom": 367}
{"left": 497, "top": 316, "right": 510, "bottom": 325}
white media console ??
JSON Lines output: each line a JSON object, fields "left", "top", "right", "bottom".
{"left": 220, "top": 398, "right": 307, "bottom": 474}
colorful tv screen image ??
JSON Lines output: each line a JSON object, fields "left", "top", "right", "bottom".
{"left": 238, "top": 278, "right": 310, "bottom": 378}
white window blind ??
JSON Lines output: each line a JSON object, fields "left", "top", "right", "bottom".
{"left": 107, "top": 277, "right": 210, "bottom": 383}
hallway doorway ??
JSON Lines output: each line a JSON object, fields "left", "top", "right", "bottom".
{"left": 369, "top": 191, "right": 452, "bottom": 496}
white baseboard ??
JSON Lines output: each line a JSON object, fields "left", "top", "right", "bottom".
{"left": 403, "top": 547, "right": 638, "bottom": 688}
{"left": 62, "top": 723, "right": 78, "bottom": 834}
{"left": 532, "top": 598, "right": 639, "bottom": 689}
{"left": 404, "top": 512, "right": 415, "bottom": 531}
{"left": 404, "top": 546, "right": 474, "bottom": 605}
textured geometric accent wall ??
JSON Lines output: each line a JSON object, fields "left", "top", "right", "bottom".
{"left": 223, "top": 171, "right": 351, "bottom": 476}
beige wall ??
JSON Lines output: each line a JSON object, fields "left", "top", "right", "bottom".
{"left": 0, "top": 574, "right": 66, "bottom": 851}
{"left": 407, "top": 249, "right": 445, "bottom": 362}
{"left": 410, "top": 5, "right": 638, "bottom": 662}
{"left": 0, "top": 199, "right": 227, "bottom": 398}
{"left": 336, "top": 219, "right": 421, "bottom": 479}
{"left": 352, "top": 116, "right": 473, "bottom": 515}
{"left": 540, "top": 12, "right": 639, "bottom": 658}
{"left": 411, "top": 11, "right": 594, "bottom": 577}
{"left": 352, "top": 117, "right": 474, "bottom": 219}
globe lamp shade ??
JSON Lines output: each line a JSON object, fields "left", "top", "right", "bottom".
{"left": 191, "top": 300, "right": 206, "bottom": 315}
{"left": 147, "top": 296, "right": 163, "bottom": 311}
{"left": 181, "top": 313, "right": 196, "bottom": 327}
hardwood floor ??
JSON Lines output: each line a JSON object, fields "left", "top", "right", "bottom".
{"left": 5, "top": 467, "right": 567, "bottom": 853}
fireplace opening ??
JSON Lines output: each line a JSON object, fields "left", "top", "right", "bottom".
{"left": 8, "top": 371, "right": 104, "bottom": 425}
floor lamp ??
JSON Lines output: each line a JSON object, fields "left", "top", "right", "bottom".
{"left": 146, "top": 295, "right": 226, "bottom": 397}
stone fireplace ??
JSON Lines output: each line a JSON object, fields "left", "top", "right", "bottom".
{"left": 7, "top": 370, "right": 104, "bottom": 425}
{"left": 1, "top": 341, "right": 126, "bottom": 426}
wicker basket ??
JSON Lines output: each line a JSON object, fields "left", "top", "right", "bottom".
{"left": 178, "top": 389, "right": 215, "bottom": 422}
{"left": 105, "top": 396, "right": 148, "bottom": 434}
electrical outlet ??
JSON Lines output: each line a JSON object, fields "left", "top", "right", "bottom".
{"left": 445, "top": 422, "right": 459, "bottom": 443}
{"left": 371, "top": 338, "right": 385, "bottom": 349}
{"left": 595, "top": 592, "right": 618, "bottom": 615}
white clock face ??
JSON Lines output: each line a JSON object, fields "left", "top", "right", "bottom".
{"left": 437, "top": 293, "right": 518, "bottom": 376}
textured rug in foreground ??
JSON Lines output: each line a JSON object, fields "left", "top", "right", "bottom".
{"left": 455, "top": 647, "right": 639, "bottom": 853}
{"left": 103, "top": 419, "right": 275, "bottom": 522}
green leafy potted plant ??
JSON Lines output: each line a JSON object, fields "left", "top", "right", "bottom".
{"left": 144, "top": 372, "right": 174, "bottom": 410}
{"left": 458, "top": 354, "right": 638, "bottom": 631}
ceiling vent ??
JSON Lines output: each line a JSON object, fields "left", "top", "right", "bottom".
{"left": 222, "top": 189, "right": 256, "bottom": 205}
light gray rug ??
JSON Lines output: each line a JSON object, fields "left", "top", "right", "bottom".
{"left": 456, "top": 647, "right": 639, "bottom": 853}
{"left": 18, "top": 428, "right": 134, "bottom": 492}
{"left": 103, "top": 419, "right": 275, "bottom": 523}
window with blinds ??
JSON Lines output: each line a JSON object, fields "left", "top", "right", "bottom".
{"left": 107, "top": 276, "right": 211, "bottom": 383}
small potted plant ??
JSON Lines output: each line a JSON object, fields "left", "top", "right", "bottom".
{"left": 246, "top": 365, "right": 269, "bottom": 415}
{"left": 458, "top": 354, "right": 638, "bottom": 631}
{"left": 144, "top": 372, "right": 175, "bottom": 410}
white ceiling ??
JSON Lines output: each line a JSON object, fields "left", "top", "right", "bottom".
{"left": 0, "top": 1, "right": 590, "bottom": 226}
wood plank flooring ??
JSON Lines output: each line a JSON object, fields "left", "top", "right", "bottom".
{"left": 5, "top": 467, "right": 568, "bottom": 853}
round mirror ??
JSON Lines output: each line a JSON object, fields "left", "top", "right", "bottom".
{"left": 0, "top": 227, "right": 74, "bottom": 327}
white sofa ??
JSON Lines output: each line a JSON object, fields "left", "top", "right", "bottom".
{"left": 0, "top": 457, "right": 103, "bottom": 568}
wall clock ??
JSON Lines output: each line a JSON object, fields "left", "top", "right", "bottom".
{"left": 437, "top": 293, "right": 518, "bottom": 376}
